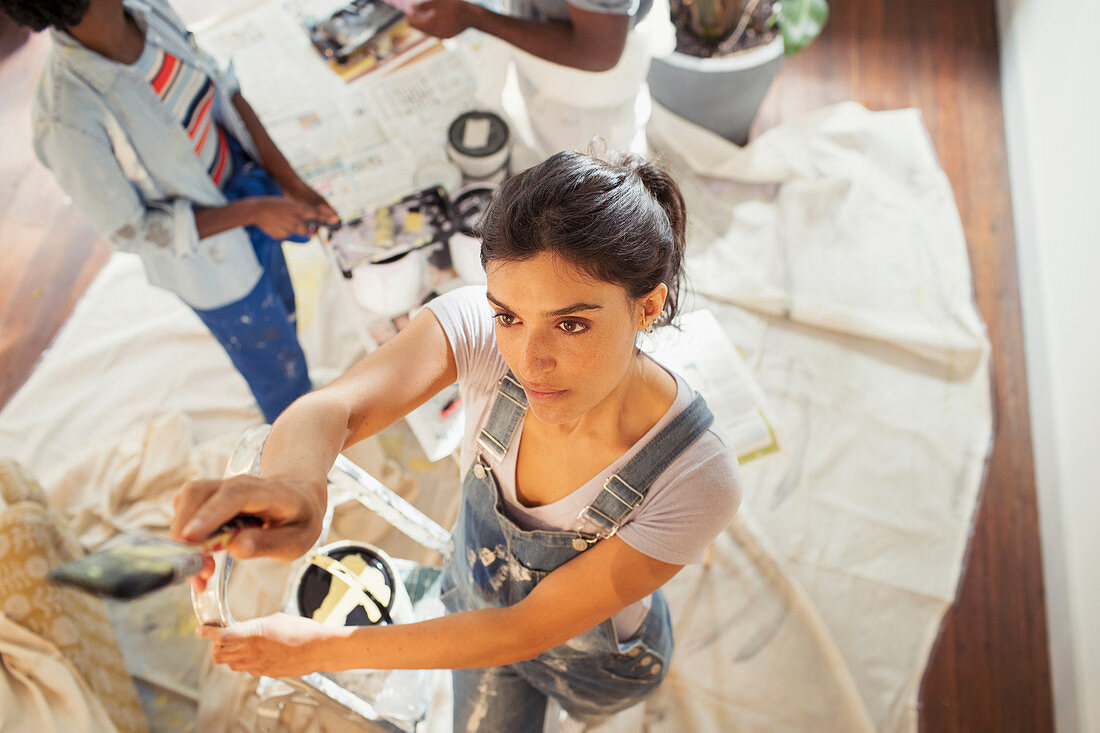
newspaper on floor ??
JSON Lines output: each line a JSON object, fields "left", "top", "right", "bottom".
{"left": 194, "top": 0, "right": 479, "bottom": 220}
{"left": 643, "top": 309, "right": 780, "bottom": 464}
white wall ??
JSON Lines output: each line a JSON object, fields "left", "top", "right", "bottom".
{"left": 996, "top": 0, "right": 1100, "bottom": 730}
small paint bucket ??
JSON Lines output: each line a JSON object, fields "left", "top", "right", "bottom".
{"left": 293, "top": 540, "right": 409, "bottom": 627}
{"left": 351, "top": 248, "right": 426, "bottom": 316}
{"left": 447, "top": 186, "right": 494, "bottom": 284}
{"left": 446, "top": 111, "right": 511, "bottom": 179}
{"left": 448, "top": 232, "right": 485, "bottom": 284}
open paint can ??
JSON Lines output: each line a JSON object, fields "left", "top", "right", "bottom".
{"left": 350, "top": 248, "right": 426, "bottom": 317}
{"left": 294, "top": 540, "right": 410, "bottom": 627}
{"left": 446, "top": 111, "right": 511, "bottom": 180}
{"left": 448, "top": 186, "right": 494, "bottom": 284}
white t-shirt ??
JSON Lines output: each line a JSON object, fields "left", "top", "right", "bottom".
{"left": 427, "top": 286, "right": 741, "bottom": 638}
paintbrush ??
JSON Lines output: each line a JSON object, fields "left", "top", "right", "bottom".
{"left": 49, "top": 515, "right": 263, "bottom": 600}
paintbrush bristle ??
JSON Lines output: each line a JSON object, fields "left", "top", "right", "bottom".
{"left": 50, "top": 536, "right": 204, "bottom": 599}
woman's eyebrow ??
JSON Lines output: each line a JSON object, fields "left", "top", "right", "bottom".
{"left": 486, "top": 293, "right": 603, "bottom": 318}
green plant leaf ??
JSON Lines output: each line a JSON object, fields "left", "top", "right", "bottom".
{"left": 775, "top": 0, "right": 828, "bottom": 56}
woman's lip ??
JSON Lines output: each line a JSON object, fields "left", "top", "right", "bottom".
{"left": 523, "top": 385, "right": 565, "bottom": 400}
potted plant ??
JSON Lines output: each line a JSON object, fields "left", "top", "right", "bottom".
{"left": 647, "top": 0, "right": 828, "bottom": 144}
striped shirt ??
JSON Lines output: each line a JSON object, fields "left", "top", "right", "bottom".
{"left": 135, "top": 42, "right": 232, "bottom": 186}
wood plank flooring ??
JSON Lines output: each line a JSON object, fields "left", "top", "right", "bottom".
{"left": 0, "top": 0, "right": 1053, "bottom": 729}
{"left": 0, "top": 21, "right": 110, "bottom": 405}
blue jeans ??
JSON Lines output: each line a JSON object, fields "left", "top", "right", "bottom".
{"left": 440, "top": 374, "right": 714, "bottom": 731}
{"left": 190, "top": 134, "right": 311, "bottom": 423}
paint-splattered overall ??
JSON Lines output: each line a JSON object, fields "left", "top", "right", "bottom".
{"left": 441, "top": 374, "right": 714, "bottom": 730}
{"left": 190, "top": 134, "right": 312, "bottom": 424}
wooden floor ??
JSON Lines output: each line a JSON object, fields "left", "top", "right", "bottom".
{"left": 0, "top": 0, "right": 1053, "bottom": 730}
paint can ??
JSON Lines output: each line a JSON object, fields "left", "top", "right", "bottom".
{"left": 293, "top": 540, "right": 411, "bottom": 627}
{"left": 447, "top": 186, "right": 494, "bottom": 284}
{"left": 350, "top": 248, "right": 426, "bottom": 316}
{"left": 446, "top": 111, "right": 511, "bottom": 180}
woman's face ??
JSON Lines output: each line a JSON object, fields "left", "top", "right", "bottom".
{"left": 485, "top": 252, "right": 647, "bottom": 426}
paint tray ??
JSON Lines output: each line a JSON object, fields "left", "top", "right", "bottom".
{"left": 193, "top": 426, "right": 451, "bottom": 732}
{"left": 328, "top": 186, "right": 455, "bottom": 276}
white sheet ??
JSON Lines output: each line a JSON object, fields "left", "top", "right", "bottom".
{"left": 0, "top": 102, "right": 990, "bottom": 733}
{"left": 643, "top": 102, "right": 992, "bottom": 731}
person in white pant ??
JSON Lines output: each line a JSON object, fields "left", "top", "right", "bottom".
{"left": 407, "top": 0, "right": 668, "bottom": 154}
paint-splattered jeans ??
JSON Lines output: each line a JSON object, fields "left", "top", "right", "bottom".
{"left": 441, "top": 466, "right": 674, "bottom": 731}
{"left": 190, "top": 236, "right": 310, "bottom": 424}
{"left": 190, "top": 135, "right": 311, "bottom": 423}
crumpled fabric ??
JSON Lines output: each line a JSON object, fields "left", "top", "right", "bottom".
{"left": 628, "top": 102, "right": 992, "bottom": 731}
{"left": 0, "top": 612, "right": 121, "bottom": 733}
{"left": 0, "top": 461, "right": 148, "bottom": 733}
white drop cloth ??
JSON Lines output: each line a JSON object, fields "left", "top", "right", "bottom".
{"left": 0, "top": 103, "right": 991, "bottom": 732}
{"left": 637, "top": 102, "right": 992, "bottom": 731}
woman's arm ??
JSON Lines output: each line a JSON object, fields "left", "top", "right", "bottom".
{"left": 199, "top": 535, "right": 682, "bottom": 677}
{"left": 170, "top": 307, "right": 458, "bottom": 559}
{"left": 408, "top": 1, "right": 629, "bottom": 72}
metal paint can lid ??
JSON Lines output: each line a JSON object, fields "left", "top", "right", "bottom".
{"left": 447, "top": 111, "right": 511, "bottom": 178}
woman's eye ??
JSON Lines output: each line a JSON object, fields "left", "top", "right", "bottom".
{"left": 557, "top": 320, "right": 587, "bottom": 334}
{"left": 493, "top": 313, "right": 516, "bottom": 327}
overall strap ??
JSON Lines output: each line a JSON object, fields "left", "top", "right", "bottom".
{"left": 474, "top": 372, "right": 528, "bottom": 472}
{"left": 576, "top": 394, "right": 714, "bottom": 546}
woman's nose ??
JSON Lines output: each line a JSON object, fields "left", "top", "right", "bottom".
{"left": 521, "top": 332, "right": 554, "bottom": 376}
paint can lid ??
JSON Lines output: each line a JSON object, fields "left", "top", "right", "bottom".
{"left": 447, "top": 111, "right": 510, "bottom": 159}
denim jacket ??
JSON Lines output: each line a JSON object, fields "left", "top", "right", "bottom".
{"left": 32, "top": 0, "right": 264, "bottom": 309}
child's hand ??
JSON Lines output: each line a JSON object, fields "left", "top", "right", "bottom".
{"left": 285, "top": 180, "right": 340, "bottom": 226}
{"left": 246, "top": 196, "right": 316, "bottom": 240}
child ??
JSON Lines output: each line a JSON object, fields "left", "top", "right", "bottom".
{"left": 8, "top": 0, "right": 340, "bottom": 422}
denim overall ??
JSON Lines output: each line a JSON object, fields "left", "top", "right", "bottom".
{"left": 441, "top": 373, "right": 714, "bottom": 730}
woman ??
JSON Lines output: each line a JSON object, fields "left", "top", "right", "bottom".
{"left": 7, "top": 0, "right": 339, "bottom": 423}
{"left": 171, "top": 151, "right": 741, "bottom": 729}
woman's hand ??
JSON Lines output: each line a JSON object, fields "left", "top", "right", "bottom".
{"left": 407, "top": 0, "right": 475, "bottom": 39}
{"left": 283, "top": 179, "right": 340, "bottom": 226}
{"left": 198, "top": 613, "right": 335, "bottom": 677}
{"left": 171, "top": 473, "right": 327, "bottom": 589}
{"left": 245, "top": 196, "right": 317, "bottom": 240}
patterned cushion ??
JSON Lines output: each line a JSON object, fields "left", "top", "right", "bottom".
{"left": 0, "top": 460, "right": 148, "bottom": 733}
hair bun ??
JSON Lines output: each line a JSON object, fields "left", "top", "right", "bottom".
{"left": 632, "top": 161, "right": 686, "bottom": 260}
